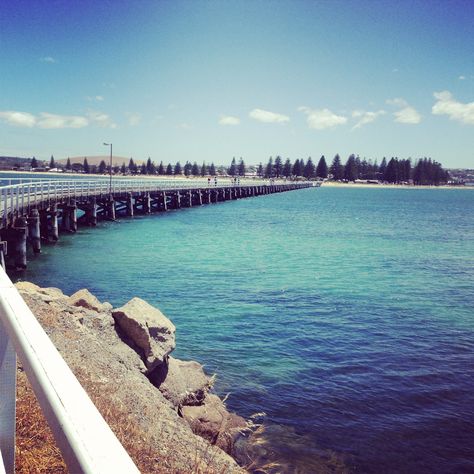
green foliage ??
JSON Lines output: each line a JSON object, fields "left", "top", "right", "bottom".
{"left": 283, "top": 159, "right": 292, "bottom": 177}
{"left": 31, "top": 157, "right": 38, "bottom": 168}
{"left": 65, "top": 158, "right": 71, "bottom": 170}
{"left": 292, "top": 159, "right": 302, "bottom": 177}
{"left": 174, "top": 161, "right": 182, "bottom": 175}
{"left": 83, "top": 158, "right": 90, "bottom": 174}
{"left": 158, "top": 161, "right": 164, "bottom": 175}
{"left": 304, "top": 157, "right": 315, "bottom": 179}
{"left": 201, "top": 162, "right": 207, "bottom": 176}
{"left": 330, "top": 154, "right": 344, "bottom": 180}
{"left": 238, "top": 158, "right": 246, "bottom": 176}
{"left": 98, "top": 160, "right": 107, "bottom": 174}
{"left": 316, "top": 156, "right": 328, "bottom": 178}
{"left": 274, "top": 156, "right": 282, "bottom": 178}
{"left": 344, "top": 154, "right": 358, "bottom": 181}
{"left": 166, "top": 163, "right": 173, "bottom": 175}
{"left": 191, "top": 162, "right": 199, "bottom": 176}
{"left": 265, "top": 157, "right": 273, "bottom": 178}
{"left": 209, "top": 162, "right": 216, "bottom": 175}
{"left": 49, "top": 155, "right": 55, "bottom": 168}
{"left": 228, "top": 157, "right": 237, "bottom": 176}
{"left": 257, "top": 163, "right": 263, "bottom": 177}
{"left": 120, "top": 163, "right": 126, "bottom": 174}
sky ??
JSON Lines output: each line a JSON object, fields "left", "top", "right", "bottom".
{"left": 1, "top": 0, "right": 473, "bottom": 168}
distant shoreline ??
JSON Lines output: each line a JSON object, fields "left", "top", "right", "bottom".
{"left": 1, "top": 170, "right": 472, "bottom": 189}
{"left": 321, "top": 181, "right": 473, "bottom": 190}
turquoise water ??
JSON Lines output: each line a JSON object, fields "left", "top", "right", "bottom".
{"left": 17, "top": 187, "right": 474, "bottom": 473}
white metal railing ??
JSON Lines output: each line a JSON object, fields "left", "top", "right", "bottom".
{"left": 0, "top": 178, "right": 307, "bottom": 223}
{"left": 0, "top": 267, "right": 140, "bottom": 473}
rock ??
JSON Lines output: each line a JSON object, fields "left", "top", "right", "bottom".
{"left": 16, "top": 282, "right": 67, "bottom": 303}
{"left": 112, "top": 297, "right": 176, "bottom": 371}
{"left": 68, "top": 289, "right": 108, "bottom": 313}
{"left": 181, "top": 394, "right": 247, "bottom": 454}
{"left": 150, "top": 356, "right": 212, "bottom": 407}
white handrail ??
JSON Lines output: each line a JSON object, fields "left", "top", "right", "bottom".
{"left": 0, "top": 267, "right": 139, "bottom": 473}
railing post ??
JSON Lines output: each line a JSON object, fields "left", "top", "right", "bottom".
{"left": 0, "top": 317, "right": 17, "bottom": 474}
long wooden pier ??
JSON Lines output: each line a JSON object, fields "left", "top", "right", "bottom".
{"left": 0, "top": 178, "right": 312, "bottom": 269}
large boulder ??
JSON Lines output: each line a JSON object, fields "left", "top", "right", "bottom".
{"left": 150, "top": 356, "right": 212, "bottom": 407}
{"left": 112, "top": 297, "right": 176, "bottom": 372}
{"left": 181, "top": 394, "right": 247, "bottom": 454}
{"left": 68, "top": 289, "right": 111, "bottom": 313}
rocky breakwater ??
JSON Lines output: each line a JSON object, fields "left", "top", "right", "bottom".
{"left": 15, "top": 282, "right": 248, "bottom": 473}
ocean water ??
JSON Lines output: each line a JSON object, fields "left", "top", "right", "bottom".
{"left": 17, "top": 186, "right": 474, "bottom": 473}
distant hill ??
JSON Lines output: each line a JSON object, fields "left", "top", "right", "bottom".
{"left": 58, "top": 156, "right": 143, "bottom": 166}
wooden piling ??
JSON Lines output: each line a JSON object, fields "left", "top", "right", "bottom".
{"left": 162, "top": 192, "right": 168, "bottom": 211}
{"left": 107, "top": 198, "right": 116, "bottom": 220}
{"left": 126, "top": 193, "right": 134, "bottom": 217}
{"left": 13, "top": 216, "right": 27, "bottom": 269}
{"left": 27, "top": 209, "right": 41, "bottom": 254}
{"left": 85, "top": 198, "right": 98, "bottom": 226}
{"left": 49, "top": 204, "right": 59, "bottom": 241}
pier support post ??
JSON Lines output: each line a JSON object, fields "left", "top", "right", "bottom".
{"left": 162, "top": 192, "right": 168, "bottom": 211}
{"left": 27, "top": 209, "right": 41, "bottom": 254}
{"left": 13, "top": 216, "right": 27, "bottom": 269}
{"left": 49, "top": 204, "right": 59, "bottom": 241}
{"left": 188, "top": 190, "right": 193, "bottom": 207}
{"left": 198, "top": 190, "right": 203, "bottom": 205}
{"left": 126, "top": 193, "right": 134, "bottom": 217}
{"left": 107, "top": 198, "right": 116, "bottom": 220}
{"left": 70, "top": 200, "right": 77, "bottom": 232}
{"left": 85, "top": 198, "right": 98, "bottom": 226}
{"left": 39, "top": 210, "right": 49, "bottom": 241}
{"left": 144, "top": 193, "right": 151, "bottom": 214}
{"left": 176, "top": 192, "right": 181, "bottom": 209}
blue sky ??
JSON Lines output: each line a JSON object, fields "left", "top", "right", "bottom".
{"left": 1, "top": 0, "right": 473, "bottom": 167}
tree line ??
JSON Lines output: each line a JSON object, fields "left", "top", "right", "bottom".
{"left": 257, "top": 154, "right": 449, "bottom": 185}
{"left": 30, "top": 153, "right": 450, "bottom": 185}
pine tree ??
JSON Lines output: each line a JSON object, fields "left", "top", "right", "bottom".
{"left": 282, "top": 159, "right": 291, "bottom": 177}
{"left": 379, "top": 157, "right": 387, "bottom": 180}
{"left": 31, "top": 157, "right": 38, "bottom": 169}
{"left": 257, "top": 163, "right": 263, "bottom": 177}
{"left": 274, "top": 156, "right": 282, "bottom": 178}
{"left": 83, "top": 158, "right": 90, "bottom": 174}
{"left": 140, "top": 163, "right": 147, "bottom": 174}
{"left": 49, "top": 155, "right": 55, "bottom": 169}
{"left": 201, "top": 162, "right": 207, "bottom": 176}
{"left": 146, "top": 157, "right": 153, "bottom": 174}
{"left": 158, "top": 161, "right": 164, "bottom": 175}
{"left": 191, "top": 162, "right": 200, "bottom": 176}
{"left": 65, "top": 157, "right": 71, "bottom": 171}
{"left": 98, "top": 160, "right": 107, "bottom": 174}
{"left": 128, "top": 158, "right": 136, "bottom": 174}
{"left": 166, "top": 163, "right": 173, "bottom": 175}
{"left": 238, "top": 158, "right": 246, "bottom": 176}
{"left": 265, "top": 157, "right": 274, "bottom": 178}
{"left": 330, "top": 154, "right": 344, "bottom": 180}
{"left": 344, "top": 154, "right": 358, "bottom": 181}
{"left": 174, "top": 162, "right": 182, "bottom": 175}
{"left": 316, "top": 156, "right": 328, "bottom": 178}
{"left": 209, "top": 163, "right": 216, "bottom": 175}
{"left": 292, "top": 159, "right": 301, "bottom": 177}
{"left": 228, "top": 157, "right": 237, "bottom": 176}
{"left": 304, "top": 157, "right": 315, "bottom": 179}
{"left": 120, "top": 163, "right": 126, "bottom": 174}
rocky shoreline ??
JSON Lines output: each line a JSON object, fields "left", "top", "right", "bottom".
{"left": 16, "top": 282, "right": 250, "bottom": 473}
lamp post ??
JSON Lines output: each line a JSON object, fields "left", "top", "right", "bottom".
{"left": 103, "top": 142, "right": 112, "bottom": 195}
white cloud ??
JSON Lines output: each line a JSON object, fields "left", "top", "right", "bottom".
{"left": 219, "top": 115, "right": 240, "bottom": 125}
{"left": 127, "top": 112, "right": 141, "bottom": 126}
{"left": 351, "top": 109, "right": 386, "bottom": 130}
{"left": 0, "top": 109, "right": 116, "bottom": 129}
{"left": 0, "top": 111, "right": 36, "bottom": 127}
{"left": 40, "top": 56, "right": 56, "bottom": 63}
{"left": 87, "top": 95, "right": 105, "bottom": 102}
{"left": 459, "top": 75, "right": 466, "bottom": 80}
{"left": 432, "top": 90, "right": 474, "bottom": 125}
{"left": 386, "top": 98, "right": 421, "bottom": 124}
{"left": 179, "top": 122, "right": 192, "bottom": 129}
{"left": 87, "top": 111, "right": 117, "bottom": 129}
{"left": 249, "top": 108, "right": 289, "bottom": 124}
{"left": 37, "top": 113, "right": 88, "bottom": 129}
{"left": 298, "top": 106, "right": 347, "bottom": 130}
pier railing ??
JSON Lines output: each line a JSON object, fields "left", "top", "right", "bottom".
{"left": 0, "top": 266, "right": 140, "bottom": 473}
{"left": 0, "top": 178, "right": 306, "bottom": 223}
